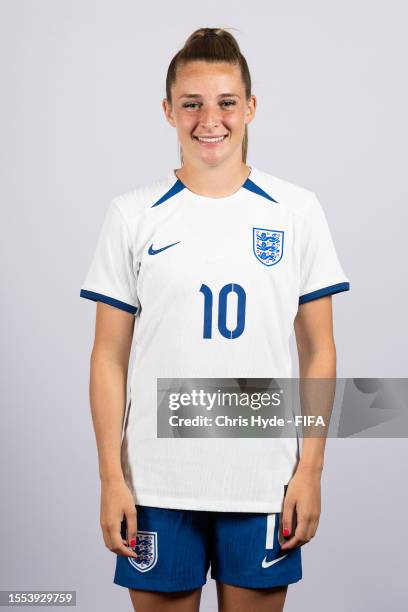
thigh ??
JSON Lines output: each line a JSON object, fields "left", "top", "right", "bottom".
{"left": 210, "top": 511, "right": 302, "bottom": 590}
{"left": 114, "top": 505, "right": 211, "bottom": 593}
{"left": 216, "top": 582, "right": 288, "bottom": 612}
{"left": 129, "top": 586, "right": 202, "bottom": 612}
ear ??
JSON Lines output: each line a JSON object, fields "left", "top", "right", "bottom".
{"left": 245, "top": 95, "right": 257, "bottom": 126}
{"left": 162, "top": 98, "right": 176, "bottom": 128}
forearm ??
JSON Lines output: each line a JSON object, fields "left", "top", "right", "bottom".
{"left": 297, "top": 344, "right": 336, "bottom": 472}
{"left": 89, "top": 352, "right": 128, "bottom": 483}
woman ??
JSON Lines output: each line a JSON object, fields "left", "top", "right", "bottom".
{"left": 80, "top": 27, "right": 350, "bottom": 612}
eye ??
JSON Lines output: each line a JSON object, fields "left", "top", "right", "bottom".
{"left": 182, "top": 100, "right": 237, "bottom": 109}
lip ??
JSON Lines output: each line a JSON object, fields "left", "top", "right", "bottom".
{"left": 193, "top": 134, "right": 228, "bottom": 146}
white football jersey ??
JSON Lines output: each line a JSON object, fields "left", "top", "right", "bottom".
{"left": 80, "top": 166, "right": 350, "bottom": 512}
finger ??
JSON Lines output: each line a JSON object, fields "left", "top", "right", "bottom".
{"left": 305, "top": 518, "right": 319, "bottom": 541}
{"left": 280, "top": 534, "right": 307, "bottom": 550}
{"left": 280, "top": 501, "right": 295, "bottom": 540}
{"left": 113, "top": 541, "right": 139, "bottom": 558}
{"left": 108, "top": 525, "right": 138, "bottom": 558}
{"left": 125, "top": 506, "right": 138, "bottom": 548}
{"left": 296, "top": 512, "right": 318, "bottom": 542}
{"left": 280, "top": 521, "right": 308, "bottom": 550}
{"left": 101, "top": 521, "right": 114, "bottom": 551}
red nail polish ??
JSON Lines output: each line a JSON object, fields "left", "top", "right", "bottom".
{"left": 130, "top": 539, "right": 136, "bottom": 547}
{"left": 283, "top": 528, "right": 290, "bottom": 537}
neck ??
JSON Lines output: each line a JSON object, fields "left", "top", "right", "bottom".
{"left": 175, "top": 160, "right": 251, "bottom": 198}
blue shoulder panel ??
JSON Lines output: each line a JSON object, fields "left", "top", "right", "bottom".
{"left": 151, "top": 179, "right": 186, "bottom": 208}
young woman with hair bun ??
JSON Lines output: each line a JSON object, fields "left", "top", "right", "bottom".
{"left": 80, "top": 26, "right": 350, "bottom": 612}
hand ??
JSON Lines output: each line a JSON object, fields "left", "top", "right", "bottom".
{"left": 279, "top": 466, "right": 322, "bottom": 551}
{"left": 100, "top": 478, "right": 138, "bottom": 559}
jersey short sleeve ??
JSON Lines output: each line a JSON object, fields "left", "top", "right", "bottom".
{"left": 298, "top": 192, "right": 350, "bottom": 304}
{"left": 80, "top": 199, "right": 139, "bottom": 315}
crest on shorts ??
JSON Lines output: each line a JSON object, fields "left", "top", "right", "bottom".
{"left": 253, "top": 228, "right": 284, "bottom": 266}
{"left": 128, "top": 531, "right": 158, "bottom": 572}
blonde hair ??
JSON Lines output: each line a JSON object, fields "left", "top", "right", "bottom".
{"left": 165, "top": 27, "right": 252, "bottom": 163}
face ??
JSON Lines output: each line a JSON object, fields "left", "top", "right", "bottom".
{"left": 163, "top": 61, "right": 256, "bottom": 168}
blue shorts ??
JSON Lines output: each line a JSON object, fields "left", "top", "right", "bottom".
{"left": 114, "top": 505, "right": 302, "bottom": 592}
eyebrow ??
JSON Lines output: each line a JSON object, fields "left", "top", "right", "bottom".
{"left": 178, "top": 93, "right": 240, "bottom": 99}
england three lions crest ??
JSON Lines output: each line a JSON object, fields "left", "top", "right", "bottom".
{"left": 127, "top": 531, "right": 158, "bottom": 572}
{"left": 253, "top": 228, "right": 284, "bottom": 266}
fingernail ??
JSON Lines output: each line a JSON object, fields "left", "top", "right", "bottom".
{"left": 130, "top": 539, "right": 136, "bottom": 547}
{"left": 283, "top": 528, "right": 290, "bottom": 537}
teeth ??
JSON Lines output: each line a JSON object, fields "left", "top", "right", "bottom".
{"left": 196, "top": 135, "right": 226, "bottom": 142}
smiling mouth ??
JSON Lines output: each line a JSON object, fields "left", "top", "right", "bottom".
{"left": 193, "top": 134, "right": 228, "bottom": 143}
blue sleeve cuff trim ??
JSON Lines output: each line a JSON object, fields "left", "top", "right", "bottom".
{"left": 299, "top": 281, "right": 350, "bottom": 305}
{"left": 80, "top": 289, "right": 138, "bottom": 314}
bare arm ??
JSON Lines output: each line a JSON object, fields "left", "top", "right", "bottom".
{"left": 90, "top": 302, "right": 135, "bottom": 482}
{"left": 294, "top": 295, "right": 336, "bottom": 473}
{"left": 88, "top": 302, "right": 138, "bottom": 558}
{"left": 280, "top": 295, "right": 336, "bottom": 551}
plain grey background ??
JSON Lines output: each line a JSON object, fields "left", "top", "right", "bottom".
{"left": 1, "top": 0, "right": 407, "bottom": 610}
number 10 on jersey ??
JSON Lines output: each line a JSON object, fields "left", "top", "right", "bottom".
{"left": 199, "top": 283, "right": 246, "bottom": 340}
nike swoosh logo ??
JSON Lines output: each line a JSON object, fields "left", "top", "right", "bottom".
{"left": 148, "top": 241, "right": 181, "bottom": 255}
{"left": 261, "top": 554, "right": 288, "bottom": 568}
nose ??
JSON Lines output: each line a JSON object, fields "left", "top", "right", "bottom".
{"left": 198, "top": 107, "right": 221, "bottom": 129}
